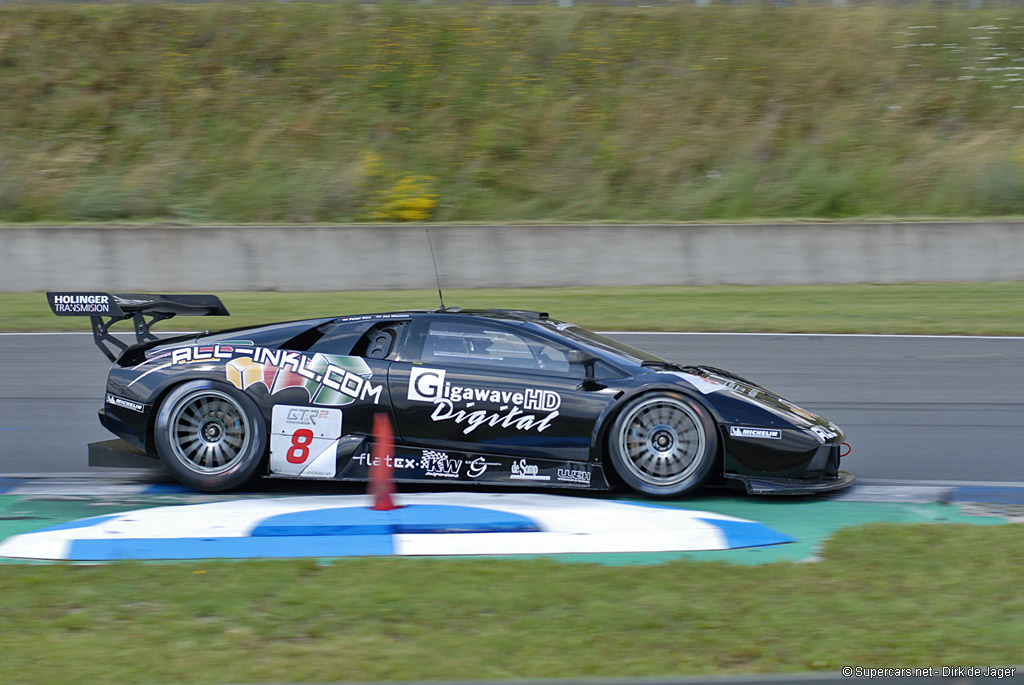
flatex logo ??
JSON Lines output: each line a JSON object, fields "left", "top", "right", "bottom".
{"left": 408, "top": 367, "right": 446, "bottom": 402}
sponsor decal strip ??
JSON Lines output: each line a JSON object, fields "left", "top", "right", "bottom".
{"left": 344, "top": 446, "right": 596, "bottom": 488}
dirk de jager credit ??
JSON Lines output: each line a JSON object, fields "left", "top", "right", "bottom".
{"left": 842, "top": 666, "right": 1017, "bottom": 678}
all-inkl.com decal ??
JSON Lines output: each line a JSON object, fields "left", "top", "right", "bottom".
{"left": 168, "top": 345, "right": 383, "bottom": 407}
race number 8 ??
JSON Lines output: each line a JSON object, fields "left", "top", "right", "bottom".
{"left": 286, "top": 428, "right": 315, "bottom": 464}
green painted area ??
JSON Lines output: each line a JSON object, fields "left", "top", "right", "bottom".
{"left": 0, "top": 492, "right": 1005, "bottom": 565}
{"left": 608, "top": 495, "right": 1004, "bottom": 565}
{"left": 0, "top": 495, "right": 131, "bottom": 540}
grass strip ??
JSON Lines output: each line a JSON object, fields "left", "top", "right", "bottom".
{"left": 0, "top": 523, "right": 1021, "bottom": 683}
{"left": 6, "top": 282, "right": 1024, "bottom": 335}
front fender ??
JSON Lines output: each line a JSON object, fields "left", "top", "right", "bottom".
{"left": 588, "top": 382, "right": 726, "bottom": 464}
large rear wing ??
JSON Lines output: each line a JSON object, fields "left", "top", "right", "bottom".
{"left": 46, "top": 292, "right": 229, "bottom": 361}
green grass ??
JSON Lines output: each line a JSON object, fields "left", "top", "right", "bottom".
{"left": 8, "top": 282, "right": 1024, "bottom": 334}
{"left": 2, "top": 4, "right": 1024, "bottom": 223}
{"left": 0, "top": 524, "right": 1021, "bottom": 683}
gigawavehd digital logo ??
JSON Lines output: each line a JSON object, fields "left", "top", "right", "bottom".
{"left": 407, "top": 367, "right": 560, "bottom": 410}
{"left": 406, "top": 367, "right": 561, "bottom": 435}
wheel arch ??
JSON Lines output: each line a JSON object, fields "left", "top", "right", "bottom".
{"left": 591, "top": 384, "right": 725, "bottom": 458}
{"left": 143, "top": 379, "right": 191, "bottom": 455}
{"left": 144, "top": 375, "right": 272, "bottom": 454}
{"left": 591, "top": 385, "right": 726, "bottom": 487}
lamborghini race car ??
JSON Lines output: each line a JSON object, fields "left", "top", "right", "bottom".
{"left": 47, "top": 292, "right": 854, "bottom": 497}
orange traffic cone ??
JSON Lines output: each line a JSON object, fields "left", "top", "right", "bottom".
{"left": 369, "top": 412, "right": 399, "bottom": 511}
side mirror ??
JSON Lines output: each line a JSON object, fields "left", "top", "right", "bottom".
{"left": 567, "top": 350, "right": 601, "bottom": 388}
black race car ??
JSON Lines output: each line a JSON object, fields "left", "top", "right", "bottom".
{"left": 48, "top": 292, "right": 854, "bottom": 497}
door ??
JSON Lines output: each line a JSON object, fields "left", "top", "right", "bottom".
{"left": 388, "top": 316, "right": 616, "bottom": 463}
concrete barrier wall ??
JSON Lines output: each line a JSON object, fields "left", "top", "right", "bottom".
{"left": 3, "top": 222, "right": 1023, "bottom": 292}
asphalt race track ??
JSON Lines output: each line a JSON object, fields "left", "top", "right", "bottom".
{"left": 1, "top": 331, "right": 1022, "bottom": 483}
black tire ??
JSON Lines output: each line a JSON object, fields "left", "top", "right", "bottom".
{"left": 607, "top": 392, "right": 718, "bottom": 497}
{"left": 153, "top": 380, "right": 267, "bottom": 492}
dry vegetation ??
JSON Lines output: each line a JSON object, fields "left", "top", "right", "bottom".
{"left": 2, "top": 3, "right": 1024, "bottom": 222}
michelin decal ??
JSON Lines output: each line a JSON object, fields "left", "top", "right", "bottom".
{"left": 729, "top": 426, "right": 782, "bottom": 440}
{"left": 106, "top": 393, "right": 145, "bottom": 413}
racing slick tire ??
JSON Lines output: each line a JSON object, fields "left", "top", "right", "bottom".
{"left": 154, "top": 380, "right": 267, "bottom": 492}
{"left": 608, "top": 392, "right": 718, "bottom": 497}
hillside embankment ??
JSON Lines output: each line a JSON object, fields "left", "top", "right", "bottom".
{"left": 2, "top": 3, "right": 1023, "bottom": 223}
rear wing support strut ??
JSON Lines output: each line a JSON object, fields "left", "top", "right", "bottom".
{"left": 47, "top": 292, "right": 229, "bottom": 362}
{"left": 88, "top": 310, "right": 175, "bottom": 362}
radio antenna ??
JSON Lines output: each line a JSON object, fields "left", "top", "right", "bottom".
{"left": 425, "top": 228, "right": 446, "bottom": 312}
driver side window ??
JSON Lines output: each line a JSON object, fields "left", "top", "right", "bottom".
{"left": 420, "top": 320, "right": 570, "bottom": 373}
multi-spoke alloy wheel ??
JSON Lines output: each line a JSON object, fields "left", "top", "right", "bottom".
{"left": 168, "top": 389, "right": 249, "bottom": 474}
{"left": 154, "top": 381, "right": 266, "bottom": 492}
{"left": 608, "top": 393, "right": 718, "bottom": 496}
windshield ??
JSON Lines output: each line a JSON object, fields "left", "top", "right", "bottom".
{"left": 543, "top": 321, "right": 666, "bottom": 364}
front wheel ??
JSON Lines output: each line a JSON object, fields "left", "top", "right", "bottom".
{"left": 607, "top": 392, "right": 718, "bottom": 497}
{"left": 153, "top": 380, "right": 267, "bottom": 492}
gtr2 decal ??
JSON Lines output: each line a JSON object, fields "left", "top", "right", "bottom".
{"left": 170, "top": 345, "right": 382, "bottom": 407}
{"left": 270, "top": 405, "right": 343, "bottom": 478}
{"left": 407, "top": 367, "right": 561, "bottom": 435}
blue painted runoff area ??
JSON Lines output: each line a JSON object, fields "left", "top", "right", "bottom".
{"left": 696, "top": 517, "right": 794, "bottom": 549}
{"left": 141, "top": 483, "right": 195, "bottom": 494}
{"left": 68, "top": 535, "right": 395, "bottom": 561}
{"left": 951, "top": 486, "right": 1024, "bottom": 504}
{"left": 251, "top": 505, "right": 542, "bottom": 537}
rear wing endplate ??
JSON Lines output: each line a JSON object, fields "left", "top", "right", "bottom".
{"left": 46, "top": 292, "right": 229, "bottom": 361}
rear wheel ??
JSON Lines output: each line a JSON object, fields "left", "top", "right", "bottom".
{"left": 608, "top": 392, "right": 718, "bottom": 497}
{"left": 154, "top": 380, "right": 267, "bottom": 492}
